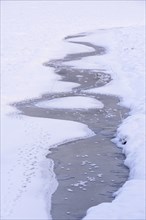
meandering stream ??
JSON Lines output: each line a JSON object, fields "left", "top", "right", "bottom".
{"left": 14, "top": 33, "right": 129, "bottom": 220}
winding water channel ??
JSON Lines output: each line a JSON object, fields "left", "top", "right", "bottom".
{"left": 14, "top": 34, "right": 129, "bottom": 220}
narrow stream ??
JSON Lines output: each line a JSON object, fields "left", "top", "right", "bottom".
{"left": 14, "top": 34, "right": 129, "bottom": 220}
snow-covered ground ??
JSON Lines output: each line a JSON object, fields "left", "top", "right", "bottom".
{"left": 36, "top": 96, "right": 104, "bottom": 109}
{"left": 1, "top": 1, "right": 145, "bottom": 220}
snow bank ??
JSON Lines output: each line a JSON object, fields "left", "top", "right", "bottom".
{"left": 1, "top": 114, "right": 94, "bottom": 219}
{"left": 84, "top": 180, "right": 145, "bottom": 220}
{"left": 36, "top": 96, "right": 104, "bottom": 109}
{"left": 74, "top": 26, "right": 145, "bottom": 220}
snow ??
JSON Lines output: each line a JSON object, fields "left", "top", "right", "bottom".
{"left": 36, "top": 96, "right": 104, "bottom": 109}
{"left": 84, "top": 180, "right": 145, "bottom": 220}
{"left": 1, "top": 114, "right": 94, "bottom": 219}
{"left": 71, "top": 27, "right": 145, "bottom": 220}
{"left": 1, "top": 0, "right": 145, "bottom": 108}
{"left": 1, "top": 1, "right": 145, "bottom": 220}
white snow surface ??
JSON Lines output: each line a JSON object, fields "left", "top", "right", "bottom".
{"left": 36, "top": 96, "right": 104, "bottom": 109}
{"left": 1, "top": 1, "right": 145, "bottom": 220}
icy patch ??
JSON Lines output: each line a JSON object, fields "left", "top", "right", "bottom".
{"left": 36, "top": 96, "right": 104, "bottom": 109}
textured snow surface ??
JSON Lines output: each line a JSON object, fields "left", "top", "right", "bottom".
{"left": 36, "top": 96, "right": 104, "bottom": 109}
